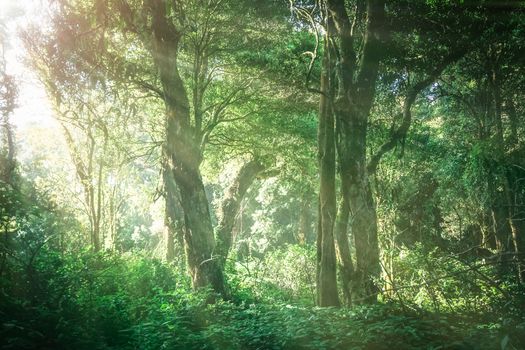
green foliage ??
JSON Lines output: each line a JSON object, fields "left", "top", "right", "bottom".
{"left": 385, "top": 244, "right": 505, "bottom": 311}
{"left": 0, "top": 247, "right": 186, "bottom": 349}
{"left": 2, "top": 0, "right": 525, "bottom": 349}
{"left": 228, "top": 244, "right": 316, "bottom": 305}
{"left": 1, "top": 180, "right": 524, "bottom": 350}
{"left": 4, "top": 254, "right": 523, "bottom": 350}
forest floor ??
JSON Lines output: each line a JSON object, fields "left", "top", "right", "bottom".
{"left": 1, "top": 251, "right": 524, "bottom": 350}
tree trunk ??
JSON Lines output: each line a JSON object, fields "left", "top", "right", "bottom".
{"left": 215, "top": 159, "right": 265, "bottom": 267}
{"left": 506, "top": 158, "right": 525, "bottom": 283}
{"left": 334, "top": 193, "right": 354, "bottom": 306}
{"left": 61, "top": 123, "right": 102, "bottom": 252}
{"left": 316, "top": 47, "right": 339, "bottom": 307}
{"left": 145, "top": 2, "right": 227, "bottom": 297}
{"left": 326, "top": 0, "right": 386, "bottom": 304}
{"left": 336, "top": 106, "right": 380, "bottom": 304}
{"left": 347, "top": 120, "right": 378, "bottom": 303}
{"left": 490, "top": 69, "right": 523, "bottom": 282}
{"left": 166, "top": 99, "right": 227, "bottom": 295}
{"left": 164, "top": 215, "right": 176, "bottom": 263}
{"left": 489, "top": 179, "right": 513, "bottom": 269}
{"left": 163, "top": 159, "right": 184, "bottom": 262}
{"left": 175, "top": 165, "right": 227, "bottom": 296}
{"left": 0, "top": 73, "right": 16, "bottom": 184}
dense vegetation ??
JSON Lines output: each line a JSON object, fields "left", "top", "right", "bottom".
{"left": 1, "top": 0, "right": 525, "bottom": 349}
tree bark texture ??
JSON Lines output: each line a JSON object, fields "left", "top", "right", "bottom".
{"left": 215, "top": 159, "right": 265, "bottom": 267}
{"left": 316, "top": 44, "right": 340, "bottom": 307}
{"left": 163, "top": 159, "right": 184, "bottom": 262}
{"left": 326, "top": 0, "right": 386, "bottom": 303}
{"left": 144, "top": 0, "right": 227, "bottom": 296}
{"left": 334, "top": 193, "right": 354, "bottom": 306}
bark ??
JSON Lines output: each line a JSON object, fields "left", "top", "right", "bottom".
{"left": 490, "top": 189, "right": 513, "bottom": 268}
{"left": 163, "top": 159, "right": 184, "bottom": 262}
{"left": 143, "top": 0, "right": 227, "bottom": 297}
{"left": 481, "top": 209, "right": 497, "bottom": 250}
{"left": 486, "top": 167, "right": 512, "bottom": 259}
{"left": 166, "top": 71, "right": 227, "bottom": 295}
{"left": 327, "top": 0, "right": 386, "bottom": 304}
{"left": 316, "top": 44, "right": 339, "bottom": 307}
{"left": 215, "top": 159, "right": 265, "bottom": 267}
{"left": 334, "top": 193, "right": 354, "bottom": 306}
{"left": 175, "top": 165, "right": 227, "bottom": 296}
{"left": 347, "top": 153, "right": 380, "bottom": 304}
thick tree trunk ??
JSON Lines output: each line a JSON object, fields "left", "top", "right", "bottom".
{"left": 490, "top": 71, "right": 523, "bottom": 282}
{"left": 215, "top": 159, "right": 265, "bottom": 267}
{"left": 336, "top": 107, "right": 380, "bottom": 304}
{"left": 349, "top": 179, "right": 380, "bottom": 303}
{"left": 326, "top": 0, "right": 385, "bottom": 304}
{"left": 334, "top": 193, "right": 354, "bottom": 306}
{"left": 145, "top": 2, "right": 227, "bottom": 297}
{"left": 163, "top": 163, "right": 184, "bottom": 262}
{"left": 167, "top": 104, "right": 227, "bottom": 296}
{"left": 316, "top": 49, "right": 339, "bottom": 307}
{"left": 174, "top": 163, "right": 227, "bottom": 296}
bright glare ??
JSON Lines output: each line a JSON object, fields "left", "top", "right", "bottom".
{"left": 1, "top": 0, "right": 58, "bottom": 139}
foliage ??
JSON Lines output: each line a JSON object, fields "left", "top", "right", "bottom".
{"left": 228, "top": 244, "right": 317, "bottom": 305}
{"left": 1, "top": 0, "right": 525, "bottom": 348}
{"left": 3, "top": 178, "right": 522, "bottom": 349}
{"left": 2, "top": 243, "right": 524, "bottom": 350}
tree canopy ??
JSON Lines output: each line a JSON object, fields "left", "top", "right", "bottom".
{"left": 1, "top": 0, "right": 525, "bottom": 349}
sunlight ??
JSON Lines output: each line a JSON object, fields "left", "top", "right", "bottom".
{"left": 1, "top": 0, "right": 56, "bottom": 128}
{"left": 1, "top": 1, "right": 524, "bottom": 348}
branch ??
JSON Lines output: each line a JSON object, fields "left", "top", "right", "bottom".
{"left": 289, "top": 1, "right": 324, "bottom": 95}
{"left": 327, "top": 0, "right": 358, "bottom": 91}
{"left": 367, "top": 49, "right": 468, "bottom": 174}
{"left": 354, "top": 0, "right": 386, "bottom": 94}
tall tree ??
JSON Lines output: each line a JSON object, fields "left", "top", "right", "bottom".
{"left": 33, "top": 0, "right": 284, "bottom": 296}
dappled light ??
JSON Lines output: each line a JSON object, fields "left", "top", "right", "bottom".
{"left": 1, "top": 0, "right": 525, "bottom": 349}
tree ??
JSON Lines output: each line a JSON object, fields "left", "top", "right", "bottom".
{"left": 33, "top": 0, "right": 289, "bottom": 296}
{"left": 291, "top": 0, "right": 519, "bottom": 305}
{"left": 435, "top": 19, "right": 525, "bottom": 282}
{"left": 215, "top": 157, "right": 266, "bottom": 267}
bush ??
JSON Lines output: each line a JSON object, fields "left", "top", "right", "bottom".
{"left": 2, "top": 246, "right": 524, "bottom": 349}
{"left": 227, "top": 244, "right": 316, "bottom": 305}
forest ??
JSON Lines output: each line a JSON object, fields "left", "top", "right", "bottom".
{"left": 1, "top": 0, "right": 525, "bottom": 349}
